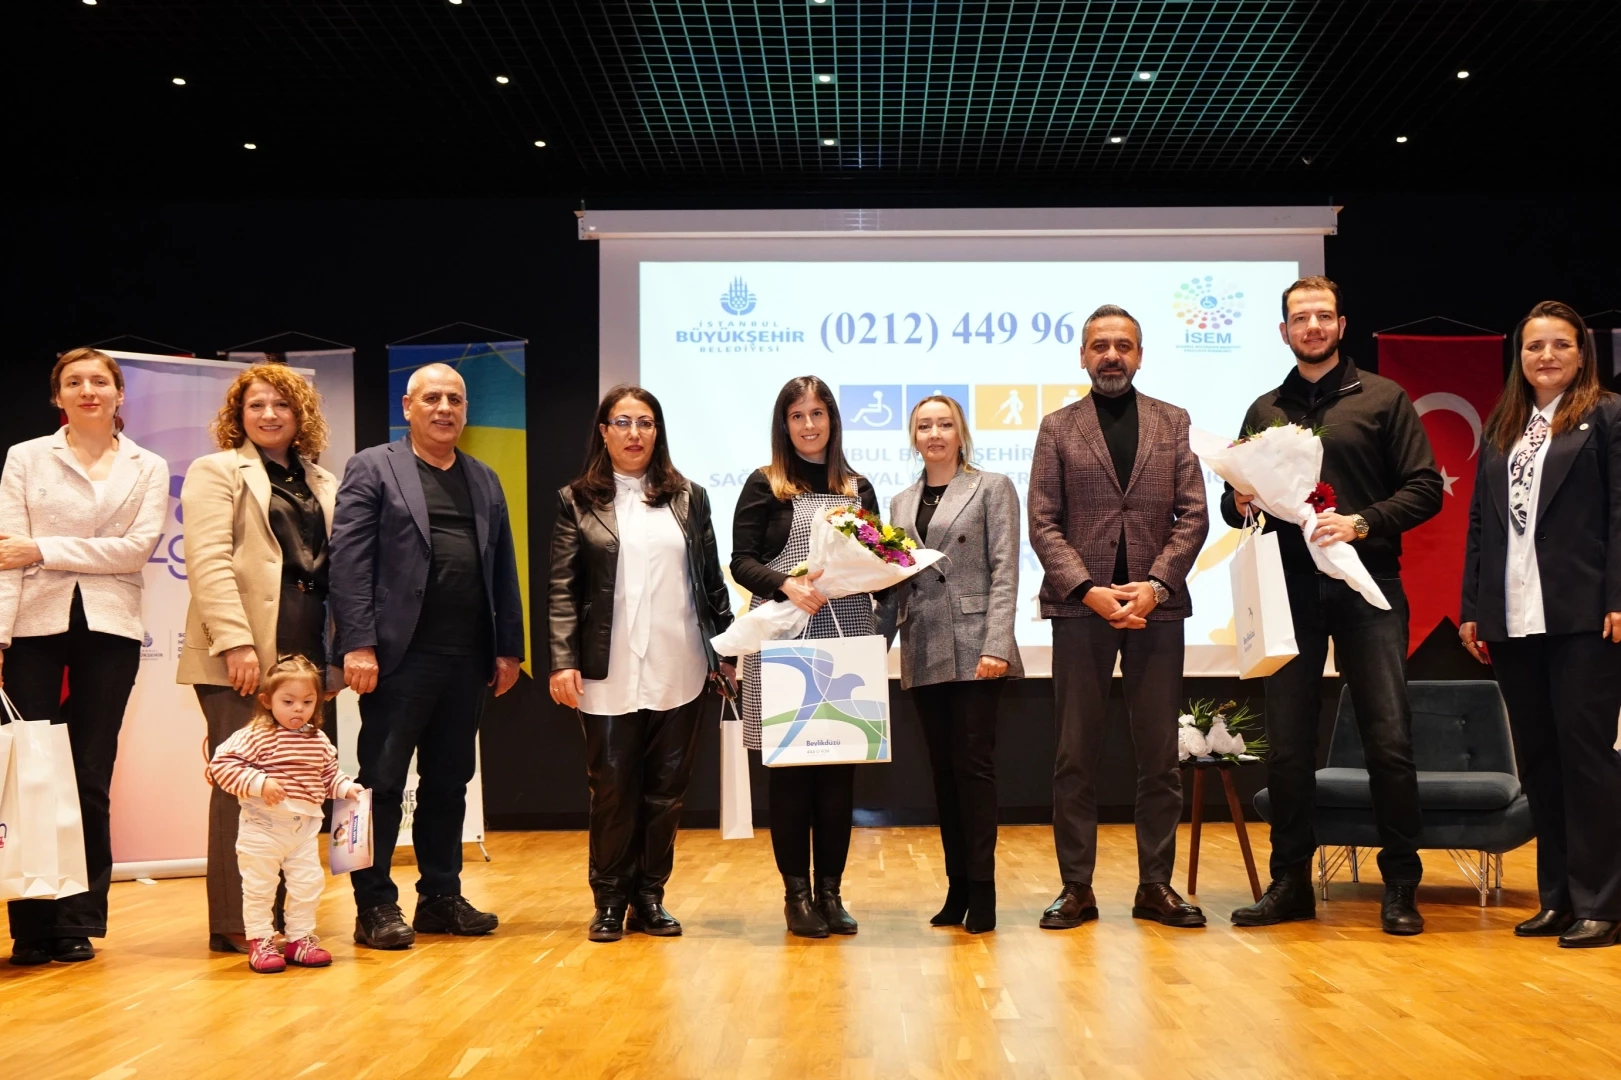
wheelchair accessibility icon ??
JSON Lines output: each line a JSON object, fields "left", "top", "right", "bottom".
{"left": 839, "top": 385, "right": 902, "bottom": 431}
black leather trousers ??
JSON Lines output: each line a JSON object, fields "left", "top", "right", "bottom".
{"left": 580, "top": 694, "right": 707, "bottom": 907}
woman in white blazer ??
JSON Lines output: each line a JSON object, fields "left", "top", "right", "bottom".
{"left": 177, "top": 362, "right": 337, "bottom": 955}
{"left": 0, "top": 348, "right": 168, "bottom": 966}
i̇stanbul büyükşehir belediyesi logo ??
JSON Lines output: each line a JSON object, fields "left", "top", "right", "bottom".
{"left": 720, "top": 276, "right": 757, "bottom": 315}
{"left": 675, "top": 277, "right": 806, "bottom": 352}
{"left": 1172, "top": 274, "right": 1246, "bottom": 330}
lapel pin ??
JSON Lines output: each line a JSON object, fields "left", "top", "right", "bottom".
{"left": 1579, "top": 423, "right": 1590, "bottom": 431}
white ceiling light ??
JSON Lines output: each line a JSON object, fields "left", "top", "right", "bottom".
{"left": 82, "top": 0, "right": 97, "bottom": 5}
{"left": 1396, "top": 135, "right": 1409, "bottom": 143}
{"left": 495, "top": 75, "right": 509, "bottom": 85}
{"left": 821, "top": 138, "right": 838, "bottom": 146}
{"left": 1456, "top": 70, "right": 1470, "bottom": 79}
{"left": 815, "top": 73, "right": 836, "bottom": 84}
{"left": 1137, "top": 71, "right": 1154, "bottom": 81}
{"left": 449, "top": 0, "right": 463, "bottom": 5}
{"left": 533, "top": 140, "right": 547, "bottom": 148}
{"left": 243, "top": 143, "right": 258, "bottom": 150}
{"left": 1108, "top": 136, "right": 1123, "bottom": 144}
{"left": 172, "top": 77, "right": 186, "bottom": 86}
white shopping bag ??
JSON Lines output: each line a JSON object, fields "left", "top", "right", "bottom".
{"left": 0, "top": 691, "right": 88, "bottom": 901}
{"left": 718, "top": 697, "right": 754, "bottom": 840}
{"left": 759, "top": 634, "right": 892, "bottom": 766}
{"left": 329, "top": 788, "right": 374, "bottom": 874}
{"left": 1231, "top": 517, "right": 1299, "bottom": 680}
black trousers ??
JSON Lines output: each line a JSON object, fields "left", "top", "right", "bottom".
{"left": 6, "top": 588, "right": 140, "bottom": 941}
{"left": 351, "top": 649, "right": 487, "bottom": 910}
{"left": 769, "top": 763, "right": 856, "bottom": 879}
{"left": 580, "top": 694, "right": 707, "bottom": 907}
{"left": 912, "top": 679, "right": 1002, "bottom": 883}
{"left": 1051, "top": 616, "right": 1185, "bottom": 885}
{"left": 1263, "top": 573, "right": 1423, "bottom": 883}
{"left": 1490, "top": 633, "right": 1621, "bottom": 921}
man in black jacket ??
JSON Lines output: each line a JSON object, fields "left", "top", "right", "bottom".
{"left": 1223, "top": 276, "right": 1443, "bottom": 935}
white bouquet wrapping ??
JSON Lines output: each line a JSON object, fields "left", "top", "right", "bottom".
{"left": 711, "top": 505, "right": 946, "bottom": 657}
{"left": 1189, "top": 423, "right": 1389, "bottom": 609}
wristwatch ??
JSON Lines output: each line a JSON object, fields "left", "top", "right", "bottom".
{"left": 1149, "top": 579, "right": 1171, "bottom": 606}
{"left": 1352, "top": 514, "right": 1370, "bottom": 541}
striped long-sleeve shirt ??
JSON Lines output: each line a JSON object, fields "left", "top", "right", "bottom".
{"left": 209, "top": 723, "right": 359, "bottom": 818}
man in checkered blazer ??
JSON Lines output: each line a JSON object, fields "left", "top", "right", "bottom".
{"left": 1028, "top": 304, "right": 1210, "bottom": 931}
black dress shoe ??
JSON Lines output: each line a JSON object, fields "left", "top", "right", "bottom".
{"left": 588, "top": 906, "right": 627, "bottom": 943}
{"left": 209, "top": 932, "right": 251, "bottom": 954}
{"left": 783, "top": 875, "right": 829, "bottom": 938}
{"left": 1039, "top": 883, "right": 1098, "bottom": 929}
{"left": 9, "top": 939, "right": 52, "bottom": 966}
{"left": 1558, "top": 919, "right": 1621, "bottom": 949}
{"left": 1381, "top": 883, "right": 1424, "bottom": 936}
{"left": 964, "top": 881, "right": 996, "bottom": 935}
{"left": 1231, "top": 866, "right": 1315, "bottom": 927}
{"left": 815, "top": 875, "right": 858, "bottom": 935}
{"left": 51, "top": 937, "right": 96, "bottom": 962}
{"left": 931, "top": 879, "right": 970, "bottom": 927}
{"left": 354, "top": 903, "right": 416, "bottom": 949}
{"left": 627, "top": 900, "right": 683, "bottom": 937}
{"left": 1515, "top": 909, "right": 1576, "bottom": 938}
{"left": 1132, "top": 882, "right": 1207, "bottom": 928}
{"left": 414, "top": 894, "right": 499, "bottom": 936}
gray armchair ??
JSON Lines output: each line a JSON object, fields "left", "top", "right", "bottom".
{"left": 1255, "top": 680, "right": 1534, "bottom": 905}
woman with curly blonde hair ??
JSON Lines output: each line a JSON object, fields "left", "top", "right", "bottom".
{"left": 176, "top": 362, "right": 340, "bottom": 954}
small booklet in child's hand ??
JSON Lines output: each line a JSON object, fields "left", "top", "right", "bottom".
{"left": 329, "top": 789, "right": 373, "bottom": 875}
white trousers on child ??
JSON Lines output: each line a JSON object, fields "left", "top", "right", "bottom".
{"left": 237, "top": 807, "right": 325, "bottom": 941}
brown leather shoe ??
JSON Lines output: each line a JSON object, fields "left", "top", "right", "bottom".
{"left": 1039, "top": 883, "right": 1098, "bottom": 929}
{"left": 209, "top": 932, "right": 251, "bottom": 954}
{"left": 1131, "top": 882, "right": 1207, "bottom": 928}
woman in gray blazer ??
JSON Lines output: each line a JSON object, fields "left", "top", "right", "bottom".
{"left": 881, "top": 394, "right": 1022, "bottom": 933}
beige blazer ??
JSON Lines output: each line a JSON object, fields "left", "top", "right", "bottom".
{"left": 0, "top": 428, "right": 169, "bottom": 646}
{"left": 175, "top": 444, "right": 336, "bottom": 685}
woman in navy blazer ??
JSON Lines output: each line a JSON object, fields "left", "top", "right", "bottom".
{"left": 1460, "top": 300, "right": 1621, "bottom": 949}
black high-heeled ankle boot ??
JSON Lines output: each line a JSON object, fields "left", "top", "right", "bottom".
{"left": 964, "top": 881, "right": 996, "bottom": 934}
{"left": 931, "top": 879, "right": 970, "bottom": 926}
{"left": 814, "top": 875, "right": 858, "bottom": 935}
{"left": 784, "top": 875, "right": 829, "bottom": 938}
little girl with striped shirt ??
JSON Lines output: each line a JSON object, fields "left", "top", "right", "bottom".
{"left": 209, "top": 655, "right": 362, "bottom": 973}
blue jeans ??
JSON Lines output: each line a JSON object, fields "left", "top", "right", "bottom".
{"left": 1262, "top": 574, "right": 1423, "bottom": 883}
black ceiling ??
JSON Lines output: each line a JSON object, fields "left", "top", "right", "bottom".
{"left": 16, "top": 1, "right": 1620, "bottom": 198}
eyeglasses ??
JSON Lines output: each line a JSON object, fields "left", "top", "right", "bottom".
{"left": 607, "top": 417, "right": 657, "bottom": 432}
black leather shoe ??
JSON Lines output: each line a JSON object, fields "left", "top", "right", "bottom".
{"left": 1515, "top": 909, "right": 1576, "bottom": 937}
{"left": 814, "top": 875, "right": 858, "bottom": 935}
{"left": 784, "top": 875, "right": 829, "bottom": 938}
{"left": 1558, "top": 919, "right": 1621, "bottom": 949}
{"left": 414, "top": 894, "right": 499, "bottom": 936}
{"left": 354, "top": 903, "right": 416, "bottom": 949}
{"left": 1381, "top": 883, "right": 1424, "bottom": 936}
{"left": 1039, "top": 883, "right": 1099, "bottom": 929}
{"left": 964, "top": 881, "right": 996, "bottom": 934}
{"left": 588, "top": 906, "right": 626, "bottom": 943}
{"left": 51, "top": 937, "right": 96, "bottom": 962}
{"left": 627, "top": 899, "right": 683, "bottom": 937}
{"left": 931, "top": 879, "right": 970, "bottom": 927}
{"left": 209, "top": 932, "right": 251, "bottom": 954}
{"left": 9, "top": 939, "right": 52, "bottom": 966}
{"left": 1132, "top": 882, "right": 1207, "bottom": 928}
{"left": 1231, "top": 866, "right": 1316, "bottom": 927}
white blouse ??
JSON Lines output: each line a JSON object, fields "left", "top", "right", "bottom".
{"left": 578, "top": 473, "right": 708, "bottom": 716}
{"left": 1504, "top": 394, "right": 1561, "bottom": 639}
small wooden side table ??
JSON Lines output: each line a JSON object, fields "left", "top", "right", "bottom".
{"left": 1184, "top": 758, "right": 1262, "bottom": 901}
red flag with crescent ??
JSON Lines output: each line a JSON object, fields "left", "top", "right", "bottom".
{"left": 1377, "top": 334, "right": 1504, "bottom": 654}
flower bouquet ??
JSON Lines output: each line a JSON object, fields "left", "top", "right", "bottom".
{"left": 1177, "top": 699, "right": 1267, "bottom": 764}
{"left": 711, "top": 506, "right": 946, "bottom": 656}
{"left": 1189, "top": 422, "right": 1389, "bottom": 609}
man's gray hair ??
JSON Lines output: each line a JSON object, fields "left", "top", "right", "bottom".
{"left": 1082, "top": 304, "right": 1143, "bottom": 346}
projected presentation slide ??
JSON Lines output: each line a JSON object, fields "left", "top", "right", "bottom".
{"left": 639, "top": 259, "right": 1302, "bottom": 664}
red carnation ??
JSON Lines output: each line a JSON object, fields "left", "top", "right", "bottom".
{"left": 1306, "top": 481, "right": 1336, "bottom": 513}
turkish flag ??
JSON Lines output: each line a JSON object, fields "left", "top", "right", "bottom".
{"left": 1377, "top": 334, "right": 1504, "bottom": 655}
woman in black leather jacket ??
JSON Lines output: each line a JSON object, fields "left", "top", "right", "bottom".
{"left": 547, "top": 385, "right": 734, "bottom": 943}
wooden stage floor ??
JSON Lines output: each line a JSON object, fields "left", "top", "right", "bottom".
{"left": 2, "top": 825, "right": 1617, "bottom": 1080}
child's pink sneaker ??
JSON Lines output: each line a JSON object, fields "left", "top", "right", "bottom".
{"left": 284, "top": 936, "right": 332, "bottom": 968}
{"left": 248, "top": 938, "right": 285, "bottom": 973}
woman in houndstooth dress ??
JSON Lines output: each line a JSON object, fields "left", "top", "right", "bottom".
{"left": 731, "top": 376, "right": 879, "bottom": 938}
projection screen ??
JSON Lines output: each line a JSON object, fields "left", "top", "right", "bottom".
{"left": 585, "top": 206, "right": 1338, "bottom": 676}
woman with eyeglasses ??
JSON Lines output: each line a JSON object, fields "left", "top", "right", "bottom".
{"left": 878, "top": 394, "right": 1022, "bottom": 933}
{"left": 548, "top": 385, "right": 735, "bottom": 943}
{"left": 177, "top": 362, "right": 339, "bottom": 955}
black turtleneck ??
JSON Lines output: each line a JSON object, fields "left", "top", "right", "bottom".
{"left": 1095, "top": 387, "right": 1138, "bottom": 587}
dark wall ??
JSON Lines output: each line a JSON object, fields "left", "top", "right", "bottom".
{"left": 4, "top": 191, "right": 1616, "bottom": 828}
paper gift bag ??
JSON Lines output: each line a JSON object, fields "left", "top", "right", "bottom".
{"left": 329, "top": 788, "right": 374, "bottom": 874}
{"left": 1231, "top": 519, "right": 1299, "bottom": 680}
{"left": 718, "top": 697, "right": 754, "bottom": 840}
{"left": 0, "top": 691, "right": 87, "bottom": 901}
{"left": 759, "top": 635, "right": 892, "bottom": 766}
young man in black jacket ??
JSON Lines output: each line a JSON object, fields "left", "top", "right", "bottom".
{"left": 1223, "top": 276, "right": 1443, "bottom": 935}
